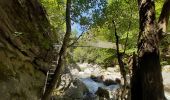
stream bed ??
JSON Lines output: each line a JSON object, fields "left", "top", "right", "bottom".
{"left": 69, "top": 63, "right": 170, "bottom": 99}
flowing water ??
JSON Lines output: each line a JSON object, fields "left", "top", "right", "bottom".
{"left": 71, "top": 63, "right": 170, "bottom": 99}
{"left": 80, "top": 78, "right": 120, "bottom": 93}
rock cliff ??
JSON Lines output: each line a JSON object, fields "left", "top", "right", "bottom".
{"left": 0, "top": 0, "right": 54, "bottom": 99}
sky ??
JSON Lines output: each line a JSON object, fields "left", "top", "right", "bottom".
{"left": 72, "top": 22, "right": 82, "bottom": 36}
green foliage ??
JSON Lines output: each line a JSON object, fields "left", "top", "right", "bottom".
{"left": 40, "top": 0, "right": 66, "bottom": 29}
{"left": 73, "top": 45, "right": 116, "bottom": 67}
{"left": 161, "top": 61, "right": 168, "bottom": 66}
{"left": 72, "top": 0, "right": 139, "bottom": 67}
{"left": 155, "top": 0, "right": 164, "bottom": 19}
{"left": 40, "top": 0, "right": 170, "bottom": 67}
{"left": 73, "top": 47, "right": 87, "bottom": 63}
{"left": 40, "top": 0, "right": 66, "bottom": 44}
{"left": 72, "top": 0, "right": 107, "bottom": 27}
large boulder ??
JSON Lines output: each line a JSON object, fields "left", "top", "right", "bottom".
{"left": 63, "top": 79, "right": 89, "bottom": 99}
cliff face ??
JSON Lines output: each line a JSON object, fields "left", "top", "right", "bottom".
{"left": 0, "top": 0, "right": 53, "bottom": 99}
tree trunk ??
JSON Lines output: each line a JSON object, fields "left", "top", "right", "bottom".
{"left": 158, "top": 0, "right": 170, "bottom": 39}
{"left": 42, "top": 0, "right": 71, "bottom": 100}
{"left": 131, "top": 0, "right": 170, "bottom": 100}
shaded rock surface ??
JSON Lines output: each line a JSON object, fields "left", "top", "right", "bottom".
{"left": 95, "top": 87, "right": 110, "bottom": 99}
{"left": 104, "top": 79, "right": 117, "bottom": 86}
{"left": 62, "top": 79, "right": 89, "bottom": 100}
{"left": 0, "top": 0, "right": 54, "bottom": 99}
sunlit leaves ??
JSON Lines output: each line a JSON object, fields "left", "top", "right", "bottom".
{"left": 40, "top": 0, "right": 66, "bottom": 28}
{"left": 71, "top": 0, "right": 107, "bottom": 27}
{"left": 155, "top": 0, "right": 164, "bottom": 19}
{"left": 39, "top": 0, "right": 169, "bottom": 65}
{"left": 79, "top": 17, "right": 91, "bottom": 25}
{"left": 72, "top": 0, "right": 139, "bottom": 65}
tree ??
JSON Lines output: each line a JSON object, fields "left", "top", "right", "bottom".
{"left": 42, "top": 0, "right": 71, "bottom": 99}
{"left": 131, "top": 0, "right": 170, "bottom": 100}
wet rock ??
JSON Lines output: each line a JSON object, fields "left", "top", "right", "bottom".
{"left": 63, "top": 79, "right": 89, "bottom": 99}
{"left": 90, "top": 75, "right": 104, "bottom": 83}
{"left": 104, "top": 79, "right": 117, "bottom": 86}
{"left": 95, "top": 87, "right": 110, "bottom": 99}
{"left": 90, "top": 75, "right": 97, "bottom": 80}
{"left": 83, "top": 92, "right": 99, "bottom": 100}
{"left": 115, "top": 78, "right": 121, "bottom": 84}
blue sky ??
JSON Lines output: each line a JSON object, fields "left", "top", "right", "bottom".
{"left": 72, "top": 22, "right": 82, "bottom": 36}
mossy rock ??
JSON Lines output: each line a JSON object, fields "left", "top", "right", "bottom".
{"left": 0, "top": 61, "right": 16, "bottom": 81}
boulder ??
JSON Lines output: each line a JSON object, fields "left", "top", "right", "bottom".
{"left": 95, "top": 87, "right": 110, "bottom": 99}
{"left": 63, "top": 79, "right": 89, "bottom": 99}
{"left": 104, "top": 79, "right": 117, "bottom": 86}
{"left": 115, "top": 78, "right": 121, "bottom": 84}
{"left": 84, "top": 68, "right": 92, "bottom": 74}
{"left": 71, "top": 69, "right": 79, "bottom": 75}
{"left": 83, "top": 92, "right": 99, "bottom": 100}
{"left": 90, "top": 74, "right": 98, "bottom": 81}
{"left": 90, "top": 75, "right": 104, "bottom": 83}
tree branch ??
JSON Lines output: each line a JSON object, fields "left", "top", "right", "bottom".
{"left": 112, "top": 20, "right": 127, "bottom": 84}
{"left": 158, "top": 0, "right": 170, "bottom": 38}
{"left": 68, "top": 30, "right": 86, "bottom": 47}
{"left": 113, "top": 20, "right": 127, "bottom": 100}
{"left": 112, "top": 20, "right": 119, "bottom": 52}
{"left": 69, "top": 25, "right": 90, "bottom": 47}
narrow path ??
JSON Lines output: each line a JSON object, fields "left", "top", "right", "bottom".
{"left": 42, "top": 44, "right": 60, "bottom": 96}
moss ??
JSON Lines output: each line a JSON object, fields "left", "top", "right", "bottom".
{"left": 0, "top": 61, "right": 15, "bottom": 81}
{"left": 41, "top": 39, "right": 51, "bottom": 50}
{"left": 34, "top": 59, "right": 49, "bottom": 71}
{"left": 23, "top": 61, "right": 34, "bottom": 76}
{"left": 161, "top": 61, "right": 168, "bottom": 66}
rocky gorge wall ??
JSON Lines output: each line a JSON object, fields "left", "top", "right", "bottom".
{"left": 0, "top": 0, "right": 54, "bottom": 99}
